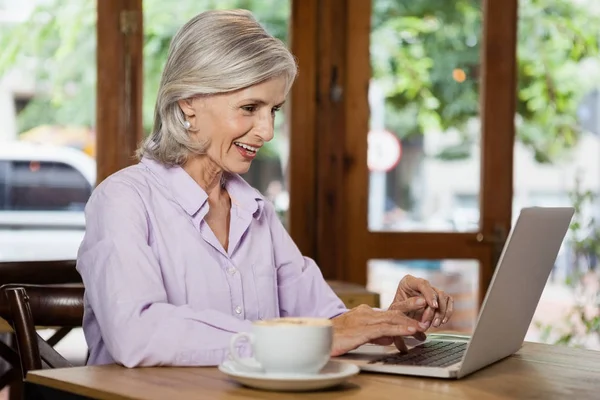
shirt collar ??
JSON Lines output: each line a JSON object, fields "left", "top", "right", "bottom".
{"left": 141, "top": 156, "right": 264, "bottom": 219}
{"left": 225, "top": 173, "right": 265, "bottom": 219}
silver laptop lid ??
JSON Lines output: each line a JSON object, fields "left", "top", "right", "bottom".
{"left": 458, "top": 207, "right": 574, "bottom": 378}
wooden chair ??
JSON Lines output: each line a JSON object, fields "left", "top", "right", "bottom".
{"left": 0, "top": 285, "right": 84, "bottom": 380}
{"left": 0, "top": 261, "right": 82, "bottom": 399}
{"left": 0, "top": 261, "right": 82, "bottom": 354}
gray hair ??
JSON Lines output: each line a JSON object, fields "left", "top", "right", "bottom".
{"left": 136, "top": 9, "right": 298, "bottom": 165}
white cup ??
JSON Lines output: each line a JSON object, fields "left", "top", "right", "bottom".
{"left": 229, "top": 317, "right": 333, "bottom": 375}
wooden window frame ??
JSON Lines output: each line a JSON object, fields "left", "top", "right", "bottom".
{"left": 289, "top": 0, "right": 519, "bottom": 304}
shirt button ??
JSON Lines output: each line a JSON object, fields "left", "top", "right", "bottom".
{"left": 235, "top": 306, "right": 242, "bottom": 315}
{"left": 227, "top": 267, "right": 237, "bottom": 275}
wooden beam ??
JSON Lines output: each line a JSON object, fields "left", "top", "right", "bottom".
{"left": 364, "top": 233, "right": 487, "bottom": 260}
{"left": 314, "top": 0, "right": 349, "bottom": 280}
{"left": 96, "top": 0, "right": 143, "bottom": 184}
{"left": 478, "top": 0, "right": 518, "bottom": 301}
{"left": 344, "top": 0, "right": 372, "bottom": 285}
{"left": 288, "top": 0, "right": 319, "bottom": 258}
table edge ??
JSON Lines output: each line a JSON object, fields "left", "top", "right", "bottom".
{"left": 27, "top": 372, "right": 134, "bottom": 400}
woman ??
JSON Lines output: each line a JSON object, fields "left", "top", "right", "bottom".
{"left": 76, "top": 9, "right": 453, "bottom": 368}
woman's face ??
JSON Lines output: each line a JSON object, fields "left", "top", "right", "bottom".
{"left": 178, "top": 76, "right": 288, "bottom": 174}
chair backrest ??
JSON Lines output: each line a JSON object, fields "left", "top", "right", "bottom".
{"left": 0, "top": 284, "right": 84, "bottom": 379}
{"left": 0, "top": 260, "right": 81, "bottom": 286}
{"left": 0, "top": 261, "right": 82, "bottom": 398}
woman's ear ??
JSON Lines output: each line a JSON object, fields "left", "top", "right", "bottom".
{"left": 177, "top": 98, "right": 195, "bottom": 117}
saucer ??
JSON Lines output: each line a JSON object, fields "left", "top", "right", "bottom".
{"left": 218, "top": 359, "right": 360, "bottom": 392}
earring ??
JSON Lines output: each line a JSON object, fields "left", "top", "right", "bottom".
{"left": 183, "top": 120, "right": 191, "bottom": 130}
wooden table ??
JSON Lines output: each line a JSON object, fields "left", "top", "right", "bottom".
{"left": 25, "top": 342, "right": 600, "bottom": 399}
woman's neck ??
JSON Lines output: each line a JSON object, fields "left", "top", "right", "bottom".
{"left": 182, "top": 155, "right": 226, "bottom": 201}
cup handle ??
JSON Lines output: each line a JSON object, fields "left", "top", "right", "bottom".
{"left": 229, "top": 332, "right": 263, "bottom": 372}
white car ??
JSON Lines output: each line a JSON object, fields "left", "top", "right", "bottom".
{"left": 0, "top": 141, "right": 96, "bottom": 261}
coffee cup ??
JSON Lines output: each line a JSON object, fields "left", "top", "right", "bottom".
{"left": 229, "top": 317, "right": 333, "bottom": 374}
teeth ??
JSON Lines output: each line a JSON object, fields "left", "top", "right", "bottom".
{"left": 234, "top": 142, "right": 258, "bottom": 152}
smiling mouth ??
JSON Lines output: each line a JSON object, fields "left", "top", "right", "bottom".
{"left": 234, "top": 142, "right": 260, "bottom": 154}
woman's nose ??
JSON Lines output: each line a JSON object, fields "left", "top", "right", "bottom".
{"left": 255, "top": 116, "right": 275, "bottom": 142}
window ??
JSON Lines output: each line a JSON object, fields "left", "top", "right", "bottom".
{"left": 0, "top": 161, "right": 7, "bottom": 209}
{"left": 1, "top": 160, "right": 92, "bottom": 211}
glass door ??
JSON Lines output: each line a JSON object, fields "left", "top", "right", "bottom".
{"left": 342, "top": 0, "right": 517, "bottom": 333}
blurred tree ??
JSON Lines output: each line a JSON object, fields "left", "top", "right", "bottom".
{"left": 0, "top": 0, "right": 289, "bottom": 159}
{"left": 372, "top": 0, "right": 600, "bottom": 163}
{"left": 0, "top": 0, "right": 97, "bottom": 131}
{"left": 1, "top": 0, "right": 599, "bottom": 162}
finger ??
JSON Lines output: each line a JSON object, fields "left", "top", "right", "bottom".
{"left": 331, "top": 321, "right": 426, "bottom": 357}
{"left": 370, "top": 337, "right": 394, "bottom": 346}
{"left": 432, "top": 291, "right": 449, "bottom": 327}
{"left": 364, "top": 323, "right": 420, "bottom": 342}
{"left": 393, "top": 336, "right": 408, "bottom": 353}
{"left": 395, "top": 331, "right": 428, "bottom": 353}
{"left": 375, "top": 310, "right": 430, "bottom": 331}
{"left": 432, "top": 309, "right": 443, "bottom": 328}
{"left": 409, "top": 308, "right": 424, "bottom": 322}
{"left": 443, "top": 296, "right": 455, "bottom": 324}
{"left": 420, "top": 306, "right": 435, "bottom": 327}
{"left": 417, "top": 279, "right": 439, "bottom": 309}
{"left": 431, "top": 297, "right": 444, "bottom": 327}
{"left": 389, "top": 296, "right": 427, "bottom": 313}
{"left": 393, "top": 275, "right": 413, "bottom": 302}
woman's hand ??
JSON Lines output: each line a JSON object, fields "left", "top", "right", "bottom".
{"left": 330, "top": 300, "right": 429, "bottom": 357}
{"left": 387, "top": 275, "right": 454, "bottom": 352}
{"left": 391, "top": 275, "right": 454, "bottom": 328}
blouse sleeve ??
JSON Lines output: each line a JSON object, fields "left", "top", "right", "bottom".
{"left": 264, "top": 202, "right": 348, "bottom": 319}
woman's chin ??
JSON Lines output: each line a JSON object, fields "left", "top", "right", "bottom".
{"left": 225, "top": 161, "right": 253, "bottom": 175}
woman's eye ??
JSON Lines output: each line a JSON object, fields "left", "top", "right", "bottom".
{"left": 242, "top": 105, "right": 257, "bottom": 112}
{"left": 271, "top": 106, "right": 281, "bottom": 114}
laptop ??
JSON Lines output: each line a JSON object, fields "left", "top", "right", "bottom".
{"left": 337, "top": 206, "right": 574, "bottom": 379}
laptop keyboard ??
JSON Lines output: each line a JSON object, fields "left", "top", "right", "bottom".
{"left": 368, "top": 340, "right": 467, "bottom": 368}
